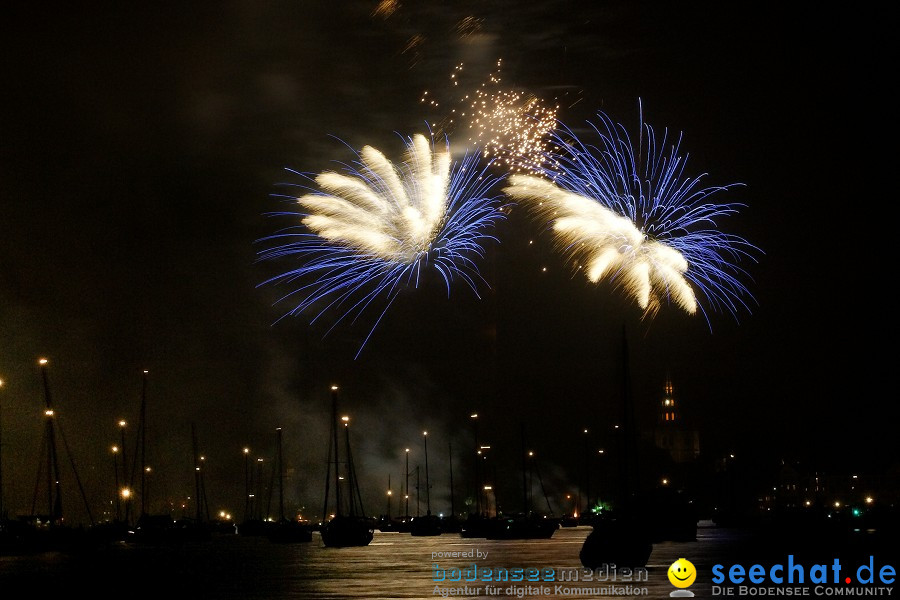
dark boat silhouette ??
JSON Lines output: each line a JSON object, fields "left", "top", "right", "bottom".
{"left": 440, "top": 514, "right": 462, "bottom": 534}
{"left": 485, "top": 512, "right": 559, "bottom": 540}
{"left": 320, "top": 386, "right": 374, "bottom": 548}
{"left": 409, "top": 431, "right": 442, "bottom": 537}
{"left": 481, "top": 425, "right": 560, "bottom": 540}
{"left": 459, "top": 512, "right": 492, "bottom": 538}
{"left": 267, "top": 427, "right": 312, "bottom": 543}
{"left": 579, "top": 328, "right": 653, "bottom": 569}
{"left": 2, "top": 359, "right": 99, "bottom": 554}
{"left": 409, "top": 513, "right": 442, "bottom": 536}
{"left": 579, "top": 510, "right": 653, "bottom": 570}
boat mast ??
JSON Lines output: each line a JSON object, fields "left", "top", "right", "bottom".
{"left": 423, "top": 431, "right": 431, "bottom": 516}
{"left": 620, "top": 325, "right": 637, "bottom": 509}
{"left": 139, "top": 370, "right": 148, "bottom": 517}
{"left": 448, "top": 441, "right": 455, "bottom": 519}
{"left": 471, "top": 413, "right": 480, "bottom": 516}
{"left": 344, "top": 418, "right": 356, "bottom": 516}
{"left": 347, "top": 421, "right": 366, "bottom": 518}
{"left": 521, "top": 423, "right": 528, "bottom": 515}
{"left": 0, "top": 377, "right": 4, "bottom": 521}
{"left": 36, "top": 358, "right": 63, "bottom": 526}
{"left": 192, "top": 422, "right": 203, "bottom": 522}
{"left": 404, "top": 448, "right": 410, "bottom": 519}
{"left": 276, "top": 427, "right": 285, "bottom": 520}
{"left": 331, "top": 386, "right": 342, "bottom": 518}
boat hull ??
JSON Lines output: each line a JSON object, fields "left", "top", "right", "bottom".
{"left": 321, "top": 516, "right": 374, "bottom": 548}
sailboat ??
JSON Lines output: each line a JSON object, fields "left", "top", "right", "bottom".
{"left": 484, "top": 425, "right": 559, "bottom": 540}
{"left": 409, "top": 431, "right": 441, "bottom": 536}
{"left": 320, "top": 386, "right": 374, "bottom": 548}
{"left": 267, "top": 427, "right": 312, "bottom": 543}
{"left": 579, "top": 327, "right": 652, "bottom": 569}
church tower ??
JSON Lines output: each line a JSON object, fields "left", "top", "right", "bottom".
{"left": 660, "top": 377, "right": 677, "bottom": 423}
{"left": 653, "top": 376, "right": 700, "bottom": 463}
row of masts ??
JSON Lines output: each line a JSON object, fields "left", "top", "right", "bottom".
{"left": 0, "top": 359, "right": 155, "bottom": 529}
{"left": 1, "top": 361, "right": 608, "bottom": 529}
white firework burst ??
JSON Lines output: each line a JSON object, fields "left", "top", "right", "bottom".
{"left": 503, "top": 174, "right": 698, "bottom": 316}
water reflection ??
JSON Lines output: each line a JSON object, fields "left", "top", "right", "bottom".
{"left": 3, "top": 523, "right": 871, "bottom": 599}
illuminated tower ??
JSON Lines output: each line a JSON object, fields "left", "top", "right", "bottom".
{"left": 660, "top": 377, "right": 678, "bottom": 423}
{"left": 653, "top": 377, "right": 699, "bottom": 464}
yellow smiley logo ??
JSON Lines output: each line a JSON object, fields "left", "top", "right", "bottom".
{"left": 668, "top": 558, "right": 696, "bottom": 588}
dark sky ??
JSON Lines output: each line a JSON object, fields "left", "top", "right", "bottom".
{"left": 0, "top": 2, "right": 893, "bottom": 525}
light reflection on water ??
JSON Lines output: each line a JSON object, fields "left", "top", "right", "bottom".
{"left": 0, "top": 524, "right": 742, "bottom": 599}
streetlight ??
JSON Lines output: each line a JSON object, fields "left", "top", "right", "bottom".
{"left": 386, "top": 477, "right": 392, "bottom": 520}
{"left": 405, "top": 448, "right": 410, "bottom": 519}
{"left": 243, "top": 447, "right": 250, "bottom": 522}
{"left": 483, "top": 485, "right": 494, "bottom": 517}
{"left": 582, "top": 428, "right": 590, "bottom": 514}
{"left": 470, "top": 413, "right": 480, "bottom": 516}
{"left": 112, "top": 445, "right": 121, "bottom": 521}
{"left": 118, "top": 421, "right": 129, "bottom": 523}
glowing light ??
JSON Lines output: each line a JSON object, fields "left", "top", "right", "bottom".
{"left": 371, "top": 0, "right": 398, "bottom": 19}
{"left": 420, "top": 60, "right": 559, "bottom": 175}
{"left": 39, "top": 358, "right": 48, "bottom": 365}
{"left": 258, "top": 132, "right": 505, "bottom": 358}
{"left": 503, "top": 103, "right": 759, "bottom": 322}
{"left": 865, "top": 496, "right": 874, "bottom": 504}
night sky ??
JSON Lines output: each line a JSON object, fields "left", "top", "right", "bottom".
{"left": 1, "top": 2, "right": 893, "bottom": 525}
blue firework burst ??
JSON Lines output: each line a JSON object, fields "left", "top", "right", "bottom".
{"left": 256, "top": 132, "right": 505, "bottom": 357}
{"left": 504, "top": 101, "right": 760, "bottom": 325}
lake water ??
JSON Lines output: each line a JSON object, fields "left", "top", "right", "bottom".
{"left": 1, "top": 523, "right": 895, "bottom": 599}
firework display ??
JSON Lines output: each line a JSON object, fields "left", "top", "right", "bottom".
{"left": 421, "top": 60, "right": 559, "bottom": 175}
{"left": 256, "top": 133, "right": 504, "bottom": 357}
{"left": 503, "top": 104, "right": 759, "bottom": 323}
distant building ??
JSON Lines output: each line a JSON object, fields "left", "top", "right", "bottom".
{"left": 653, "top": 377, "right": 700, "bottom": 464}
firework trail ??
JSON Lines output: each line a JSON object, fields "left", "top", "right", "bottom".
{"left": 503, "top": 103, "right": 759, "bottom": 324}
{"left": 420, "top": 59, "right": 559, "bottom": 175}
{"left": 257, "top": 133, "right": 505, "bottom": 358}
